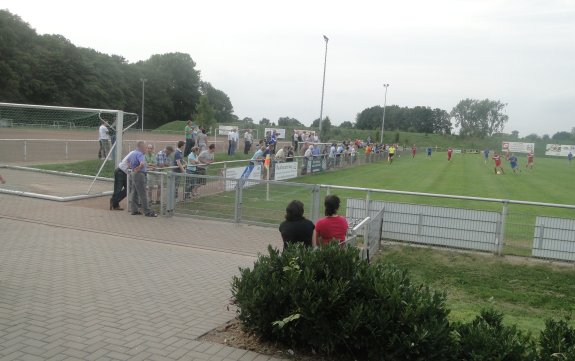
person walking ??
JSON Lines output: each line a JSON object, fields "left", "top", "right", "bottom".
{"left": 128, "top": 141, "right": 158, "bottom": 217}
{"left": 228, "top": 129, "right": 235, "bottom": 156}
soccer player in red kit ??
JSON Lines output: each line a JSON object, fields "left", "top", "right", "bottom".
{"left": 447, "top": 147, "right": 453, "bottom": 162}
{"left": 411, "top": 144, "right": 417, "bottom": 158}
{"left": 493, "top": 152, "right": 504, "bottom": 174}
{"left": 526, "top": 152, "right": 534, "bottom": 169}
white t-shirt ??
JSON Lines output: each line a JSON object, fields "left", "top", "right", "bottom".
{"left": 99, "top": 125, "right": 110, "bottom": 140}
{"left": 228, "top": 131, "right": 235, "bottom": 141}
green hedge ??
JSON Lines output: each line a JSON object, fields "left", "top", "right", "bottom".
{"left": 231, "top": 245, "right": 575, "bottom": 360}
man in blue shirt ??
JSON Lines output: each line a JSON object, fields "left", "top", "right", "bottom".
{"left": 128, "top": 141, "right": 158, "bottom": 217}
{"left": 509, "top": 153, "right": 519, "bottom": 173}
{"left": 483, "top": 149, "right": 490, "bottom": 164}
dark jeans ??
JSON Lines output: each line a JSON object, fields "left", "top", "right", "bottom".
{"left": 184, "top": 139, "right": 195, "bottom": 157}
{"left": 111, "top": 168, "right": 127, "bottom": 207}
{"left": 244, "top": 141, "right": 252, "bottom": 154}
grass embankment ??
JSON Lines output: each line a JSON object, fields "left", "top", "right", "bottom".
{"left": 379, "top": 245, "right": 575, "bottom": 334}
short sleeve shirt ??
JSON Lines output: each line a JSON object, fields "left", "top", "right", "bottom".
{"left": 315, "top": 216, "right": 349, "bottom": 244}
{"left": 173, "top": 149, "right": 183, "bottom": 173}
{"left": 185, "top": 126, "right": 192, "bottom": 139}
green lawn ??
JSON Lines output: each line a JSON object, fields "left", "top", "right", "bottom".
{"left": 379, "top": 245, "right": 575, "bottom": 334}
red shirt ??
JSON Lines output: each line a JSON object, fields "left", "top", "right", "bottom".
{"left": 528, "top": 153, "right": 534, "bottom": 161}
{"left": 315, "top": 216, "right": 349, "bottom": 245}
{"left": 411, "top": 147, "right": 416, "bottom": 154}
{"left": 447, "top": 148, "right": 453, "bottom": 155}
{"left": 493, "top": 155, "right": 501, "bottom": 165}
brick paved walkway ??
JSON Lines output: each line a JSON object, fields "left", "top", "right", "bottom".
{"left": 0, "top": 194, "right": 284, "bottom": 361}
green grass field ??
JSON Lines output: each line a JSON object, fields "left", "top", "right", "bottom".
{"left": 379, "top": 245, "right": 575, "bottom": 334}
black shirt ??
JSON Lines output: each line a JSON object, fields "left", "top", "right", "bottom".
{"left": 279, "top": 218, "right": 315, "bottom": 249}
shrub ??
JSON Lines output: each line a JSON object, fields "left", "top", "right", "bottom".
{"left": 538, "top": 318, "right": 575, "bottom": 361}
{"left": 454, "top": 309, "right": 537, "bottom": 361}
{"left": 231, "top": 244, "right": 455, "bottom": 360}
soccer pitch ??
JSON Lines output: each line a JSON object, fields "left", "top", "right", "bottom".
{"left": 296, "top": 151, "right": 574, "bottom": 205}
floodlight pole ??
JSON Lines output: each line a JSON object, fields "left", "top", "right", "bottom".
{"left": 380, "top": 84, "right": 389, "bottom": 144}
{"left": 319, "top": 35, "right": 329, "bottom": 135}
{"left": 140, "top": 78, "right": 147, "bottom": 131}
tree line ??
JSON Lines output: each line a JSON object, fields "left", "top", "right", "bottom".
{"left": 0, "top": 10, "right": 234, "bottom": 129}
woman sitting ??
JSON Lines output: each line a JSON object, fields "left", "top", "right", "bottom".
{"left": 279, "top": 200, "right": 315, "bottom": 249}
{"left": 312, "top": 195, "right": 349, "bottom": 247}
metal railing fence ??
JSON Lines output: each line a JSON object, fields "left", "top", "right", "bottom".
{"left": 126, "top": 165, "right": 575, "bottom": 263}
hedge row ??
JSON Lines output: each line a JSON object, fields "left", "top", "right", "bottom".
{"left": 231, "top": 244, "right": 575, "bottom": 361}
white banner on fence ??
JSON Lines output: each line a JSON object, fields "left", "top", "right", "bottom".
{"left": 502, "top": 141, "right": 534, "bottom": 153}
{"left": 545, "top": 144, "right": 575, "bottom": 157}
{"left": 223, "top": 164, "right": 262, "bottom": 191}
{"left": 218, "top": 125, "right": 236, "bottom": 135}
{"left": 264, "top": 128, "right": 286, "bottom": 139}
{"left": 274, "top": 162, "right": 298, "bottom": 181}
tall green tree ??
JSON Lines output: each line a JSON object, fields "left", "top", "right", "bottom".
{"left": 259, "top": 118, "right": 271, "bottom": 126}
{"left": 201, "top": 81, "right": 234, "bottom": 123}
{"left": 193, "top": 95, "right": 215, "bottom": 130}
{"left": 451, "top": 98, "right": 509, "bottom": 138}
{"left": 277, "top": 116, "right": 303, "bottom": 127}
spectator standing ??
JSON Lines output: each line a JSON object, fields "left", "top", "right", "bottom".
{"left": 196, "top": 144, "right": 216, "bottom": 190}
{"left": 144, "top": 144, "right": 159, "bottom": 205}
{"left": 186, "top": 146, "right": 201, "bottom": 197}
{"left": 184, "top": 120, "right": 194, "bottom": 157}
{"left": 173, "top": 140, "right": 186, "bottom": 199}
{"left": 293, "top": 130, "right": 299, "bottom": 152}
{"left": 128, "top": 141, "right": 158, "bottom": 217}
{"left": 198, "top": 128, "right": 208, "bottom": 151}
{"left": 110, "top": 150, "right": 136, "bottom": 210}
{"left": 279, "top": 200, "right": 315, "bottom": 249}
{"left": 275, "top": 146, "right": 287, "bottom": 162}
{"left": 98, "top": 120, "right": 110, "bottom": 160}
{"left": 228, "top": 129, "right": 235, "bottom": 156}
{"left": 286, "top": 146, "right": 294, "bottom": 162}
{"left": 526, "top": 151, "right": 534, "bottom": 169}
{"left": 244, "top": 129, "right": 253, "bottom": 154}
{"left": 568, "top": 151, "right": 573, "bottom": 164}
{"left": 154, "top": 145, "right": 174, "bottom": 204}
{"left": 312, "top": 195, "right": 348, "bottom": 247}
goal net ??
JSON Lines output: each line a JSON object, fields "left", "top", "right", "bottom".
{"left": 0, "top": 102, "right": 139, "bottom": 200}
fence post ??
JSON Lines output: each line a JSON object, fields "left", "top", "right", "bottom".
{"left": 24, "top": 140, "right": 27, "bottom": 161}
{"left": 166, "top": 172, "right": 175, "bottom": 216}
{"left": 234, "top": 178, "right": 244, "bottom": 224}
{"left": 126, "top": 171, "right": 131, "bottom": 213}
{"left": 497, "top": 200, "right": 509, "bottom": 256}
{"left": 65, "top": 141, "right": 69, "bottom": 160}
{"left": 311, "top": 185, "right": 321, "bottom": 222}
{"left": 365, "top": 190, "right": 371, "bottom": 218}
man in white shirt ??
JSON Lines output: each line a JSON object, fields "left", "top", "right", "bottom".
{"left": 98, "top": 120, "right": 110, "bottom": 160}
{"left": 232, "top": 129, "right": 239, "bottom": 155}
{"left": 227, "top": 129, "right": 235, "bottom": 156}
{"left": 244, "top": 129, "right": 253, "bottom": 154}
{"left": 275, "top": 146, "right": 287, "bottom": 162}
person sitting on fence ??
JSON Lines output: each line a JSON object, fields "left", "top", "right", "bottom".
{"left": 186, "top": 146, "right": 201, "bottom": 197}
{"left": 312, "top": 195, "right": 349, "bottom": 247}
{"left": 279, "top": 200, "right": 315, "bottom": 249}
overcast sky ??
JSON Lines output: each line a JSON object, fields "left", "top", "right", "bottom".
{"left": 4, "top": 0, "right": 575, "bottom": 136}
